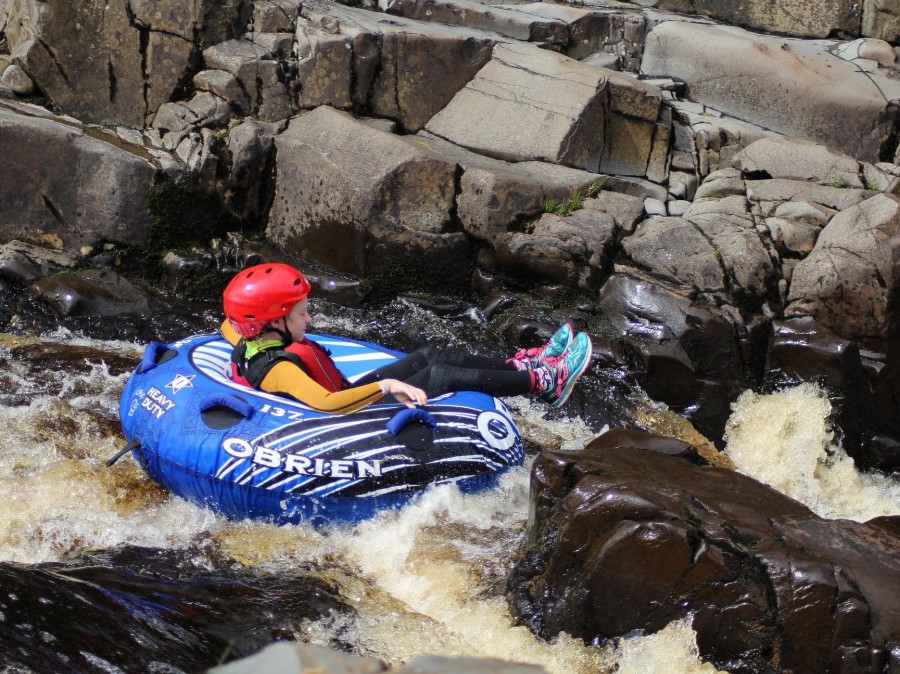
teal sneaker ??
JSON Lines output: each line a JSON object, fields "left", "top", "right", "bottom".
{"left": 507, "top": 323, "right": 573, "bottom": 371}
{"left": 540, "top": 332, "right": 593, "bottom": 408}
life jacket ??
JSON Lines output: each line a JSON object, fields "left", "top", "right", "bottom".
{"left": 230, "top": 337, "right": 348, "bottom": 393}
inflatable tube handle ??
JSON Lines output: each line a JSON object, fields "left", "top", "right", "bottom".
{"left": 198, "top": 394, "right": 254, "bottom": 420}
{"left": 136, "top": 342, "right": 168, "bottom": 374}
{"left": 387, "top": 408, "right": 437, "bottom": 436}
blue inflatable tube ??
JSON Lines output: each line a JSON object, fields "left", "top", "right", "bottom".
{"left": 118, "top": 333, "right": 525, "bottom": 526}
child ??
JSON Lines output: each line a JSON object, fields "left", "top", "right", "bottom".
{"left": 221, "top": 263, "right": 592, "bottom": 414}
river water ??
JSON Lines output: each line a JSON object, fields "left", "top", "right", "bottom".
{"left": 0, "top": 296, "right": 897, "bottom": 673}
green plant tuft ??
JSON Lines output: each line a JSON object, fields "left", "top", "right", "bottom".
{"left": 544, "top": 178, "right": 606, "bottom": 217}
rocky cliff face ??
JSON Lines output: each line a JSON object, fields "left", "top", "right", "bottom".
{"left": 2, "top": 0, "right": 899, "bottom": 473}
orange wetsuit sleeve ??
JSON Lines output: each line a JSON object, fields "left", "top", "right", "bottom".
{"left": 219, "top": 319, "right": 384, "bottom": 414}
{"left": 259, "top": 361, "right": 383, "bottom": 414}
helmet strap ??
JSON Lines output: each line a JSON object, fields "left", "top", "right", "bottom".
{"left": 270, "top": 325, "right": 294, "bottom": 345}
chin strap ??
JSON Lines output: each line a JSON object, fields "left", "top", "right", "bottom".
{"left": 265, "top": 325, "right": 294, "bottom": 345}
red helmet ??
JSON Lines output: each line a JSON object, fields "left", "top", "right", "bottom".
{"left": 223, "top": 263, "right": 311, "bottom": 337}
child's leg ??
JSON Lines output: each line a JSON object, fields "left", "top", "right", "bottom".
{"left": 357, "top": 346, "right": 514, "bottom": 384}
{"left": 357, "top": 347, "right": 530, "bottom": 398}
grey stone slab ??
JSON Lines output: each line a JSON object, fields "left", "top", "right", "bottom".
{"left": 380, "top": 0, "right": 568, "bottom": 45}
{"left": 642, "top": 21, "right": 900, "bottom": 162}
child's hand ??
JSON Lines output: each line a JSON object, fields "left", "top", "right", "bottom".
{"left": 379, "top": 379, "right": 428, "bottom": 407}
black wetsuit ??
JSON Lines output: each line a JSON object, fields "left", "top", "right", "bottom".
{"left": 356, "top": 346, "right": 533, "bottom": 399}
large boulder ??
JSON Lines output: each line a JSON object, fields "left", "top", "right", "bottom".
{"left": 621, "top": 216, "right": 725, "bottom": 292}
{"left": 508, "top": 429, "right": 900, "bottom": 674}
{"left": 737, "top": 136, "right": 864, "bottom": 188}
{"left": 495, "top": 206, "right": 617, "bottom": 290}
{"left": 296, "top": 0, "right": 498, "bottom": 132}
{"left": 426, "top": 42, "right": 663, "bottom": 175}
{"left": 403, "top": 132, "right": 603, "bottom": 244}
{"left": 667, "top": 100, "right": 774, "bottom": 179}
{"left": 380, "top": 0, "right": 568, "bottom": 48}
{"left": 746, "top": 179, "right": 870, "bottom": 217}
{"left": 863, "top": 0, "right": 900, "bottom": 42}
{"left": 766, "top": 317, "right": 900, "bottom": 472}
{"left": 30, "top": 269, "right": 152, "bottom": 316}
{"left": 786, "top": 193, "right": 900, "bottom": 340}
{"left": 0, "top": 106, "right": 157, "bottom": 252}
{"left": 641, "top": 21, "right": 900, "bottom": 162}
{"left": 682, "top": 195, "right": 777, "bottom": 305}
{"left": 597, "top": 273, "right": 751, "bottom": 442}
{"left": 267, "top": 107, "right": 468, "bottom": 292}
{"left": 202, "top": 39, "right": 294, "bottom": 123}
{"left": 641, "top": 0, "right": 861, "bottom": 39}
{"left": 4, "top": 0, "right": 250, "bottom": 127}
{"left": 0, "top": 546, "right": 349, "bottom": 674}
{"left": 0, "top": 240, "right": 79, "bottom": 282}
{"left": 221, "top": 119, "right": 285, "bottom": 223}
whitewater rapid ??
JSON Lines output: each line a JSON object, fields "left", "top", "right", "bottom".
{"left": 2, "top": 326, "right": 897, "bottom": 673}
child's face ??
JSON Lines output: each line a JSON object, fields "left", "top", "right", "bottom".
{"left": 284, "top": 297, "right": 313, "bottom": 342}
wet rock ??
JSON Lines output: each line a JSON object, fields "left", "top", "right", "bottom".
{"left": 162, "top": 250, "right": 216, "bottom": 294}
{"left": 212, "top": 644, "right": 550, "bottom": 674}
{"left": 394, "top": 656, "right": 549, "bottom": 674}
{"left": 598, "top": 272, "right": 749, "bottom": 442}
{"left": 0, "top": 240, "right": 79, "bottom": 283}
{"left": 642, "top": 21, "right": 900, "bottom": 162}
{"left": 507, "top": 429, "right": 900, "bottom": 674}
{"left": 31, "top": 269, "right": 152, "bottom": 317}
{"left": 267, "top": 107, "right": 467, "bottom": 292}
{"left": 426, "top": 42, "right": 662, "bottom": 174}
{"left": 492, "top": 312, "right": 579, "bottom": 355}
{"left": 0, "top": 107, "right": 156, "bottom": 252}
{"left": 786, "top": 194, "right": 900, "bottom": 341}
{"left": 766, "top": 317, "right": 899, "bottom": 471}
{"left": 305, "top": 271, "right": 363, "bottom": 308}
{"left": 0, "top": 545, "right": 350, "bottom": 674}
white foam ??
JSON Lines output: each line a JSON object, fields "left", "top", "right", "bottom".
{"left": 723, "top": 383, "right": 900, "bottom": 521}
